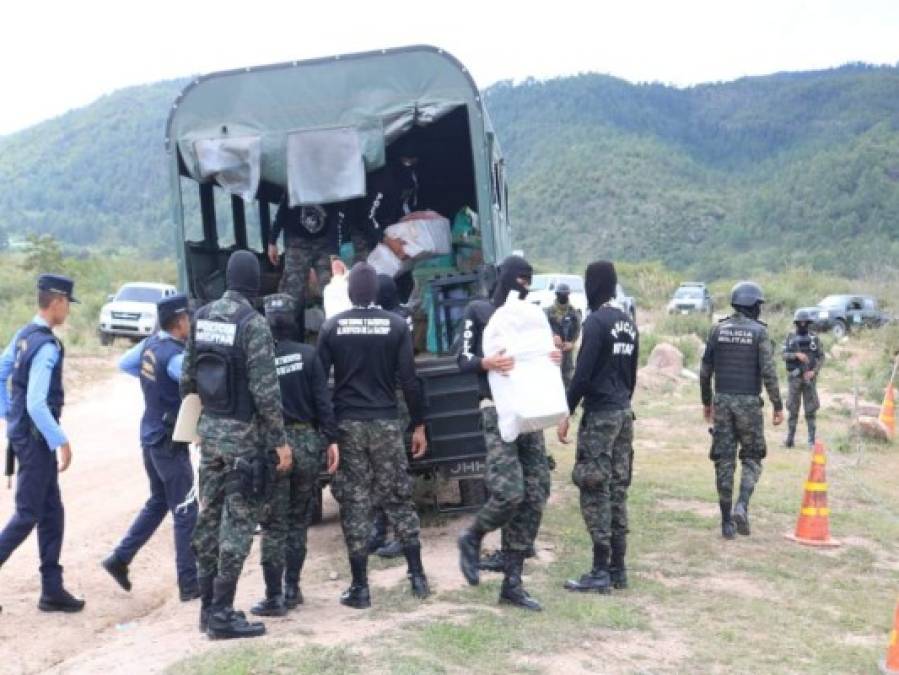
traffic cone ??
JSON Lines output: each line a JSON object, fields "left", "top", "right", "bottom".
{"left": 881, "top": 597, "right": 899, "bottom": 674}
{"left": 879, "top": 385, "right": 895, "bottom": 440}
{"left": 784, "top": 440, "right": 840, "bottom": 547}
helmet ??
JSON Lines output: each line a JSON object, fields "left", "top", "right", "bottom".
{"left": 556, "top": 283, "right": 571, "bottom": 294}
{"left": 793, "top": 308, "right": 813, "bottom": 324}
{"left": 730, "top": 281, "right": 765, "bottom": 308}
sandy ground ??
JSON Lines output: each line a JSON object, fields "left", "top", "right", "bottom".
{"left": 0, "top": 369, "right": 501, "bottom": 675}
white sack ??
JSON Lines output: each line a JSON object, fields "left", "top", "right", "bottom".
{"left": 366, "top": 243, "right": 404, "bottom": 277}
{"left": 323, "top": 275, "right": 353, "bottom": 319}
{"left": 483, "top": 293, "right": 568, "bottom": 442}
{"left": 384, "top": 215, "right": 452, "bottom": 260}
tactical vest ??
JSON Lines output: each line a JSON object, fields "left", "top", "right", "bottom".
{"left": 712, "top": 317, "right": 763, "bottom": 395}
{"left": 274, "top": 339, "right": 311, "bottom": 425}
{"left": 547, "top": 306, "right": 579, "bottom": 342}
{"left": 193, "top": 302, "right": 256, "bottom": 423}
{"left": 139, "top": 333, "right": 184, "bottom": 446}
{"left": 8, "top": 323, "right": 65, "bottom": 446}
{"left": 784, "top": 332, "right": 819, "bottom": 375}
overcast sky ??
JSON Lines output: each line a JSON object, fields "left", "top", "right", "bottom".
{"left": 2, "top": 0, "right": 898, "bottom": 135}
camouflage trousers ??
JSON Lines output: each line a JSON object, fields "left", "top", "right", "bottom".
{"left": 787, "top": 376, "right": 819, "bottom": 423}
{"left": 192, "top": 439, "right": 263, "bottom": 582}
{"left": 372, "top": 392, "right": 412, "bottom": 535}
{"left": 474, "top": 406, "right": 550, "bottom": 553}
{"left": 259, "top": 426, "right": 324, "bottom": 567}
{"left": 573, "top": 408, "right": 634, "bottom": 546}
{"left": 332, "top": 419, "right": 420, "bottom": 557}
{"left": 710, "top": 394, "right": 766, "bottom": 506}
{"left": 279, "top": 238, "right": 334, "bottom": 303}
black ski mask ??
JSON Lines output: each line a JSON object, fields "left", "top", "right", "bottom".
{"left": 226, "top": 250, "right": 261, "bottom": 298}
{"left": 377, "top": 274, "right": 400, "bottom": 312}
{"left": 796, "top": 321, "right": 810, "bottom": 336}
{"left": 585, "top": 261, "right": 617, "bottom": 311}
{"left": 348, "top": 263, "right": 379, "bottom": 307}
{"left": 492, "top": 256, "right": 533, "bottom": 306}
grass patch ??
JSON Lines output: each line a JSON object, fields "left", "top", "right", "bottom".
{"left": 167, "top": 644, "right": 359, "bottom": 675}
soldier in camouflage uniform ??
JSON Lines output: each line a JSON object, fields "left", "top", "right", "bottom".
{"left": 700, "top": 281, "right": 783, "bottom": 540}
{"left": 317, "top": 263, "right": 429, "bottom": 609}
{"left": 782, "top": 308, "right": 825, "bottom": 448}
{"left": 457, "top": 256, "right": 560, "bottom": 612}
{"left": 546, "top": 282, "right": 582, "bottom": 390}
{"left": 251, "top": 294, "right": 340, "bottom": 617}
{"left": 558, "top": 262, "right": 638, "bottom": 594}
{"left": 180, "top": 251, "right": 292, "bottom": 640}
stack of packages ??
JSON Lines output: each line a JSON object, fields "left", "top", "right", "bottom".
{"left": 483, "top": 293, "right": 568, "bottom": 441}
{"left": 367, "top": 210, "right": 452, "bottom": 277}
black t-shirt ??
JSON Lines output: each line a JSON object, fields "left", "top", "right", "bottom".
{"left": 270, "top": 198, "right": 343, "bottom": 249}
{"left": 317, "top": 307, "right": 424, "bottom": 425}
{"left": 274, "top": 339, "right": 338, "bottom": 442}
{"left": 456, "top": 299, "right": 497, "bottom": 400}
{"left": 567, "top": 305, "right": 639, "bottom": 413}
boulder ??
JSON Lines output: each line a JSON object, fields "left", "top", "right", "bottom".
{"left": 853, "top": 416, "right": 891, "bottom": 442}
{"left": 646, "top": 343, "right": 685, "bottom": 376}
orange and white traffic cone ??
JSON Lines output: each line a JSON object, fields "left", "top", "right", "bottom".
{"left": 785, "top": 440, "right": 840, "bottom": 547}
{"left": 881, "top": 596, "right": 899, "bottom": 674}
{"left": 879, "top": 385, "right": 895, "bottom": 440}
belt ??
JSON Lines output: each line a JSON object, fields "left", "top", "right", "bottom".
{"left": 285, "top": 421, "right": 313, "bottom": 430}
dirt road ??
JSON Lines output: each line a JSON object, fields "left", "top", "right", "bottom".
{"left": 0, "top": 368, "right": 503, "bottom": 674}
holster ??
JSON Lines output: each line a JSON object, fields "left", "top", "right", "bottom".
{"left": 225, "top": 454, "right": 272, "bottom": 501}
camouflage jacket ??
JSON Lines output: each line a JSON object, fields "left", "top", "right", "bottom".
{"left": 180, "top": 290, "right": 286, "bottom": 450}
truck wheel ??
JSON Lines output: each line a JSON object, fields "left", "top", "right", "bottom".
{"left": 832, "top": 319, "right": 848, "bottom": 340}
{"left": 459, "top": 478, "right": 488, "bottom": 508}
{"left": 99, "top": 332, "right": 114, "bottom": 347}
{"left": 309, "top": 484, "right": 324, "bottom": 525}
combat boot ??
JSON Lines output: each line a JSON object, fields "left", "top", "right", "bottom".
{"left": 609, "top": 534, "right": 628, "bottom": 590}
{"left": 720, "top": 501, "right": 736, "bottom": 539}
{"left": 284, "top": 547, "right": 305, "bottom": 609}
{"left": 38, "top": 587, "right": 85, "bottom": 613}
{"left": 207, "top": 578, "right": 266, "bottom": 640}
{"left": 101, "top": 554, "right": 132, "bottom": 592}
{"left": 784, "top": 421, "right": 796, "bottom": 448}
{"left": 340, "top": 555, "right": 371, "bottom": 609}
{"left": 500, "top": 552, "right": 542, "bottom": 611}
{"left": 457, "top": 526, "right": 484, "bottom": 586}
{"left": 806, "top": 416, "right": 816, "bottom": 447}
{"left": 251, "top": 563, "right": 287, "bottom": 617}
{"left": 198, "top": 574, "right": 214, "bottom": 633}
{"left": 403, "top": 543, "right": 431, "bottom": 599}
{"left": 732, "top": 502, "right": 751, "bottom": 536}
{"left": 478, "top": 550, "right": 505, "bottom": 572}
{"left": 564, "top": 543, "right": 612, "bottom": 594}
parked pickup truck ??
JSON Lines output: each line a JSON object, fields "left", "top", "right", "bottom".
{"left": 797, "top": 294, "right": 892, "bottom": 339}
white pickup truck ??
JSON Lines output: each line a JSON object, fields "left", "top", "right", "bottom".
{"left": 97, "top": 282, "right": 178, "bottom": 345}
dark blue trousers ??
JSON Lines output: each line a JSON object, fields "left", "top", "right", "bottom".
{"left": 113, "top": 441, "right": 198, "bottom": 590}
{"left": 0, "top": 436, "right": 65, "bottom": 593}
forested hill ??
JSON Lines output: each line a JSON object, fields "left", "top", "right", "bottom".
{"left": 2, "top": 64, "right": 898, "bottom": 275}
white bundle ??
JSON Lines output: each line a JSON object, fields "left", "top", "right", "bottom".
{"left": 483, "top": 293, "right": 568, "bottom": 442}
{"left": 384, "top": 214, "right": 452, "bottom": 259}
{"left": 323, "top": 274, "right": 353, "bottom": 318}
{"left": 366, "top": 243, "right": 404, "bottom": 277}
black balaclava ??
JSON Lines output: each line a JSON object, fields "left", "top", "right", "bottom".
{"left": 735, "top": 303, "right": 761, "bottom": 320}
{"left": 796, "top": 321, "right": 810, "bottom": 336}
{"left": 555, "top": 291, "right": 570, "bottom": 306}
{"left": 348, "top": 262, "right": 379, "bottom": 307}
{"left": 226, "top": 250, "right": 261, "bottom": 298}
{"left": 377, "top": 274, "right": 400, "bottom": 312}
{"left": 585, "top": 261, "right": 617, "bottom": 311}
{"left": 492, "top": 255, "right": 533, "bottom": 307}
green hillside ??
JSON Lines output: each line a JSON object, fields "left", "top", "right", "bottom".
{"left": 1, "top": 64, "right": 898, "bottom": 276}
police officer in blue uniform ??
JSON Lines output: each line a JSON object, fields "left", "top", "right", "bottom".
{"left": 101, "top": 294, "right": 200, "bottom": 601}
{"left": 0, "top": 274, "right": 85, "bottom": 613}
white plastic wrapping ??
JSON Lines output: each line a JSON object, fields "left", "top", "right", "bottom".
{"left": 366, "top": 243, "right": 404, "bottom": 277}
{"left": 483, "top": 293, "right": 568, "bottom": 442}
{"left": 384, "top": 214, "right": 452, "bottom": 259}
{"left": 323, "top": 275, "right": 353, "bottom": 319}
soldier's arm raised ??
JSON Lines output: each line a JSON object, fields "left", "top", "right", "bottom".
{"left": 245, "top": 317, "right": 287, "bottom": 450}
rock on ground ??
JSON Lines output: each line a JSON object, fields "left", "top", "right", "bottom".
{"left": 852, "top": 416, "right": 891, "bottom": 442}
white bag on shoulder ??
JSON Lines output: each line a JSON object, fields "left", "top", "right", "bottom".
{"left": 483, "top": 293, "right": 568, "bottom": 442}
{"left": 323, "top": 274, "right": 353, "bottom": 319}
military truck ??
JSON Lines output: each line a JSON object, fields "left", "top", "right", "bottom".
{"left": 165, "top": 46, "right": 514, "bottom": 515}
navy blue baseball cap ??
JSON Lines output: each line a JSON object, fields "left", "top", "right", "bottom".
{"left": 37, "top": 274, "right": 79, "bottom": 303}
{"left": 157, "top": 293, "right": 189, "bottom": 326}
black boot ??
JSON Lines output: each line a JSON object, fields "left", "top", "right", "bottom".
{"left": 806, "top": 416, "right": 816, "bottom": 447}
{"left": 206, "top": 578, "right": 266, "bottom": 640}
{"left": 609, "top": 535, "right": 628, "bottom": 590}
{"left": 198, "top": 574, "right": 214, "bottom": 633}
{"left": 251, "top": 563, "right": 287, "bottom": 617}
{"left": 38, "top": 587, "right": 86, "bottom": 613}
{"left": 340, "top": 555, "right": 371, "bottom": 609}
{"left": 720, "top": 501, "right": 735, "bottom": 539}
{"left": 101, "top": 554, "right": 131, "bottom": 592}
{"left": 457, "top": 526, "right": 484, "bottom": 586}
{"left": 403, "top": 543, "right": 430, "bottom": 599}
{"left": 284, "top": 547, "right": 305, "bottom": 609}
{"left": 732, "top": 502, "right": 751, "bottom": 536}
{"left": 784, "top": 420, "right": 796, "bottom": 448}
{"left": 478, "top": 550, "right": 506, "bottom": 572}
{"left": 500, "top": 552, "right": 542, "bottom": 611}
{"left": 564, "top": 543, "right": 612, "bottom": 594}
